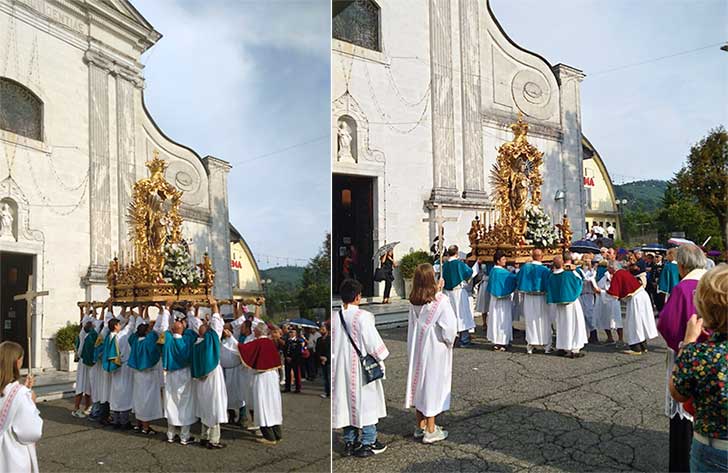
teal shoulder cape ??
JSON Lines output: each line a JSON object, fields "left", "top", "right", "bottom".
{"left": 546, "top": 271, "right": 583, "bottom": 304}
{"left": 192, "top": 330, "right": 221, "bottom": 379}
{"left": 486, "top": 266, "right": 517, "bottom": 298}
{"left": 516, "top": 263, "right": 550, "bottom": 294}
{"left": 658, "top": 261, "right": 680, "bottom": 294}
{"left": 596, "top": 265, "right": 608, "bottom": 281}
{"left": 162, "top": 329, "right": 197, "bottom": 371}
{"left": 442, "top": 259, "right": 473, "bottom": 290}
{"left": 102, "top": 333, "right": 122, "bottom": 373}
{"left": 80, "top": 328, "right": 98, "bottom": 367}
{"left": 127, "top": 331, "right": 161, "bottom": 370}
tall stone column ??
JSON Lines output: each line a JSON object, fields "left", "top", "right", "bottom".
{"left": 429, "top": 0, "right": 458, "bottom": 201}
{"left": 459, "top": 0, "right": 486, "bottom": 201}
{"left": 115, "top": 70, "right": 143, "bottom": 258}
{"left": 552, "top": 63, "right": 586, "bottom": 238}
{"left": 203, "top": 156, "right": 232, "bottom": 299}
{"left": 84, "top": 50, "right": 113, "bottom": 295}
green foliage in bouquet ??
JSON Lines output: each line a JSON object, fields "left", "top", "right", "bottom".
{"left": 55, "top": 323, "right": 80, "bottom": 352}
{"left": 524, "top": 205, "right": 559, "bottom": 249}
{"left": 162, "top": 241, "right": 202, "bottom": 289}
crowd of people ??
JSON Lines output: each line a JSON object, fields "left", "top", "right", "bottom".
{"left": 0, "top": 297, "right": 334, "bottom": 473}
{"left": 334, "top": 243, "right": 726, "bottom": 472}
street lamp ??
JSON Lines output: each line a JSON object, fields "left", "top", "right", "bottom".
{"left": 616, "top": 199, "right": 628, "bottom": 241}
{"left": 554, "top": 190, "right": 566, "bottom": 218}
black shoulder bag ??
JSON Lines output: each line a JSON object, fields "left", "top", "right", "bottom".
{"left": 338, "top": 309, "right": 384, "bottom": 385}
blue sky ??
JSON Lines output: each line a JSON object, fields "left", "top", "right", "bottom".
{"left": 135, "top": 0, "right": 330, "bottom": 269}
{"left": 491, "top": 0, "right": 727, "bottom": 184}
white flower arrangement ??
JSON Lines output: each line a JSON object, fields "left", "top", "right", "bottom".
{"left": 162, "top": 241, "right": 202, "bottom": 289}
{"left": 524, "top": 205, "right": 559, "bottom": 249}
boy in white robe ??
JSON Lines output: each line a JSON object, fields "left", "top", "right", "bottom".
{"left": 486, "top": 250, "right": 518, "bottom": 351}
{"left": 90, "top": 301, "right": 114, "bottom": 424}
{"left": 107, "top": 307, "right": 135, "bottom": 429}
{"left": 189, "top": 299, "right": 228, "bottom": 449}
{"left": 546, "top": 255, "right": 588, "bottom": 358}
{"left": 333, "top": 279, "right": 389, "bottom": 458}
{"left": 517, "top": 249, "right": 552, "bottom": 354}
{"left": 0, "top": 341, "right": 43, "bottom": 473}
{"left": 441, "top": 246, "right": 475, "bottom": 347}
{"left": 221, "top": 326, "right": 245, "bottom": 423}
{"left": 405, "top": 265, "right": 458, "bottom": 444}
{"left": 72, "top": 304, "right": 94, "bottom": 418}
{"left": 576, "top": 255, "right": 601, "bottom": 343}
{"left": 128, "top": 306, "right": 164, "bottom": 434}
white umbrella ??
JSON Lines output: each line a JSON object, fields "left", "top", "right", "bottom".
{"left": 668, "top": 237, "right": 695, "bottom": 247}
{"left": 373, "top": 241, "right": 400, "bottom": 260}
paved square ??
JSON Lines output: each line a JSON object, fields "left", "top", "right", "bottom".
{"left": 333, "top": 320, "right": 668, "bottom": 472}
{"left": 37, "top": 380, "right": 331, "bottom": 472}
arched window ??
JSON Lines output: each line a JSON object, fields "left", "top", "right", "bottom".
{"left": 333, "top": 0, "right": 381, "bottom": 52}
{"left": 0, "top": 78, "right": 43, "bottom": 141}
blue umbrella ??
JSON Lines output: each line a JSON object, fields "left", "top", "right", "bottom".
{"left": 641, "top": 243, "right": 666, "bottom": 253}
{"left": 288, "top": 318, "right": 318, "bottom": 329}
{"left": 570, "top": 239, "right": 601, "bottom": 254}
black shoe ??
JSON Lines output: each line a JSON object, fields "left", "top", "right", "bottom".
{"left": 121, "top": 423, "right": 133, "bottom": 431}
{"left": 353, "top": 444, "right": 374, "bottom": 458}
{"left": 207, "top": 442, "right": 226, "bottom": 449}
{"left": 112, "top": 423, "right": 121, "bottom": 430}
{"left": 199, "top": 439, "right": 210, "bottom": 448}
{"left": 294, "top": 389, "right": 301, "bottom": 394}
{"left": 370, "top": 440, "right": 387, "bottom": 454}
{"left": 343, "top": 441, "right": 359, "bottom": 457}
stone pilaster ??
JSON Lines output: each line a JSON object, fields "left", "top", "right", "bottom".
{"left": 552, "top": 63, "right": 586, "bottom": 238}
{"left": 115, "top": 75, "right": 136, "bottom": 256}
{"left": 429, "top": 0, "right": 459, "bottom": 201}
{"left": 84, "top": 50, "right": 112, "bottom": 285}
{"left": 459, "top": 0, "right": 486, "bottom": 201}
{"left": 203, "top": 156, "right": 232, "bottom": 299}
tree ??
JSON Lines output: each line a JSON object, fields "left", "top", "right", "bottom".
{"left": 655, "top": 182, "right": 724, "bottom": 249}
{"left": 298, "top": 233, "right": 331, "bottom": 320}
{"left": 674, "top": 127, "right": 728, "bottom": 250}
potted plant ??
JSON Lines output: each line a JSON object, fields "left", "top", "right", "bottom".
{"left": 398, "top": 250, "right": 432, "bottom": 297}
{"left": 55, "top": 323, "right": 80, "bottom": 372}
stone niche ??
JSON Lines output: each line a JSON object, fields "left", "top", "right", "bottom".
{"left": 0, "top": 197, "right": 18, "bottom": 241}
{"left": 337, "top": 115, "right": 358, "bottom": 163}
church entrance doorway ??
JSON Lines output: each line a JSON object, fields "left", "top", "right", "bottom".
{"left": 333, "top": 174, "right": 374, "bottom": 297}
{"left": 0, "top": 251, "right": 33, "bottom": 368}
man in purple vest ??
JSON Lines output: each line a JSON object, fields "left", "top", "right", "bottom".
{"left": 657, "top": 243, "right": 710, "bottom": 473}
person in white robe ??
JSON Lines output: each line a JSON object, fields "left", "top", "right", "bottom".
{"left": 486, "top": 250, "right": 518, "bottom": 351}
{"left": 221, "top": 326, "right": 245, "bottom": 422}
{"left": 72, "top": 304, "right": 94, "bottom": 417}
{"left": 155, "top": 302, "right": 198, "bottom": 445}
{"left": 405, "top": 264, "right": 457, "bottom": 444}
{"left": 90, "top": 301, "right": 114, "bottom": 423}
{"left": 546, "top": 255, "right": 589, "bottom": 358}
{"left": 107, "top": 307, "right": 135, "bottom": 429}
{"left": 607, "top": 263, "right": 659, "bottom": 355}
{"left": 517, "top": 249, "right": 553, "bottom": 354}
{"left": 239, "top": 322, "right": 284, "bottom": 445}
{"left": 576, "top": 254, "right": 601, "bottom": 344}
{"left": 128, "top": 306, "right": 164, "bottom": 434}
{"left": 0, "top": 341, "right": 43, "bottom": 473}
{"left": 595, "top": 263, "right": 624, "bottom": 345}
{"left": 189, "top": 300, "right": 228, "bottom": 449}
{"left": 231, "top": 307, "right": 256, "bottom": 429}
{"left": 333, "top": 278, "right": 389, "bottom": 458}
{"left": 441, "top": 246, "right": 475, "bottom": 347}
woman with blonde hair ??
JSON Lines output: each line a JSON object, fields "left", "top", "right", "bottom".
{"left": 670, "top": 263, "right": 728, "bottom": 472}
{"left": 0, "top": 341, "right": 43, "bottom": 473}
{"left": 405, "top": 263, "right": 458, "bottom": 444}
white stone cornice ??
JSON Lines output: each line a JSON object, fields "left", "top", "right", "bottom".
{"left": 203, "top": 156, "right": 232, "bottom": 173}
{"left": 552, "top": 63, "right": 586, "bottom": 84}
{"left": 84, "top": 48, "right": 144, "bottom": 87}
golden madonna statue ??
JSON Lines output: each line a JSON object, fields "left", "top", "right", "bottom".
{"left": 106, "top": 151, "right": 215, "bottom": 302}
{"left": 468, "top": 114, "right": 572, "bottom": 263}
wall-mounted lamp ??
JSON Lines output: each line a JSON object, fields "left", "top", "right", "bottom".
{"left": 554, "top": 190, "right": 566, "bottom": 201}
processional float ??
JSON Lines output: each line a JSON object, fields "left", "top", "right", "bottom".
{"left": 468, "top": 115, "right": 573, "bottom": 264}
{"left": 102, "top": 151, "right": 261, "bottom": 305}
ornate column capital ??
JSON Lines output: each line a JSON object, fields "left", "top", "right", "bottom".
{"left": 203, "top": 155, "right": 232, "bottom": 174}
{"left": 552, "top": 63, "right": 586, "bottom": 84}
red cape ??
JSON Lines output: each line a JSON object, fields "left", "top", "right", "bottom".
{"left": 607, "top": 269, "right": 642, "bottom": 299}
{"left": 238, "top": 337, "right": 281, "bottom": 371}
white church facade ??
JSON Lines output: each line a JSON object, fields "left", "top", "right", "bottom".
{"left": 332, "top": 0, "right": 588, "bottom": 297}
{"left": 0, "top": 0, "right": 235, "bottom": 370}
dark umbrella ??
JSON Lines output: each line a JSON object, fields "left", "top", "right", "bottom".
{"left": 707, "top": 250, "right": 721, "bottom": 257}
{"left": 570, "top": 239, "right": 601, "bottom": 254}
{"left": 641, "top": 243, "right": 667, "bottom": 253}
{"left": 288, "top": 318, "right": 318, "bottom": 329}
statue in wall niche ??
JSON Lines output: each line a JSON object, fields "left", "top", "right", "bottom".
{"left": 337, "top": 120, "right": 355, "bottom": 163}
{"left": 0, "top": 202, "right": 14, "bottom": 239}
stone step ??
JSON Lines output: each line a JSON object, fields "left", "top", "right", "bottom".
{"left": 23, "top": 369, "right": 76, "bottom": 402}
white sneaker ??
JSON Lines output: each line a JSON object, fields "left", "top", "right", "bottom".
{"left": 246, "top": 425, "right": 260, "bottom": 431}
{"left": 526, "top": 344, "right": 534, "bottom": 355}
{"left": 83, "top": 406, "right": 92, "bottom": 416}
{"left": 422, "top": 426, "right": 448, "bottom": 444}
{"left": 72, "top": 409, "right": 86, "bottom": 418}
{"left": 544, "top": 345, "right": 553, "bottom": 354}
{"left": 414, "top": 427, "right": 424, "bottom": 439}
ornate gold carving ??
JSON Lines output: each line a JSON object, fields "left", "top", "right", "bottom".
{"left": 106, "top": 151, "right": 215, "bottom": 302}
{"left": 469, "top": 114, "right": 567, "bottom": 264}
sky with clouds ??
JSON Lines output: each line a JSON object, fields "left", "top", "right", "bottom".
{"left": 135, "top": 0, "right": 330, "bottom": 269}
{"left": 491, "top": 0, "right": 727, "bottom": 185}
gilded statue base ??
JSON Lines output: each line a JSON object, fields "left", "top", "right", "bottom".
{"left": 468, "top": 243, "right": 567, "bottom": 265}
{"left": 110, "top": 282, "right": 213, "bottom": 303}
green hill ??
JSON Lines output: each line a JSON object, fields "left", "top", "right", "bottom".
{"left": 614, "top": 180, "right": 668, "bottom": 212}
{"left": 259, "top": 266, "right": 304, "bottom": 288}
